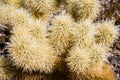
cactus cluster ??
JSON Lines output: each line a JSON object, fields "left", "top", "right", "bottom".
{"left": 0, "top": 0, "right": 118, "bottom": 80}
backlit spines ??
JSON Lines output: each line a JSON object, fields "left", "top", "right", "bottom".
{"left": 67, "top": 0, "right": 101, "bottom": 21}
{"left": 9, "top": 26, "right": 57, "bottom": 73}
{"left": 50, "top": 14, "right": 74, "bottom": 55}
{"left": 68, "top": 43, "right": 114, "bottom": 80}
{"left": 0, "top": 0, "right": 118, "bottom": 79}
{"left": 72, "top": 20, "right": 96, "bottom": 48}
{"left": 95, "top": 21, "right": 119, "bottom": 46}
{"left": 22, "top": 0, "right": 56, "bottom": 19}
{"left": 0, "top": 3, "right": 16, "bottom": 26}
{"left": 9, "top": 8, "right": 32, "bottom": 27}
{"left": 0, "top": 3, "right": 32, "bottom": 28}
{"left": 88, "top": 44, "right": 107, "bottom": 67}
{"left": 66, "top": 46, "right": 90, "bottom": 74}
{"left": 28, "top": 19, "right": 47, "bottom": 40}
{"left": 9, "top": 36, "right": 57, "bottom": 73}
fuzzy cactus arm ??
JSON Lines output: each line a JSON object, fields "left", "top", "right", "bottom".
{"left": 66, "top": 46, "right": 90, "bottom": 74}
{"left": 67, "top": 44, "right": 115, "bottom": 80}
{"left": 9, "top": 8, "right": 32, "bottom": 27}
{"left": 49, "top": 14, "right": 74, "bottom": 56}
{"left": 1, "top": 2, "right": 58, "bottom": 73}
{"left": 95, "top": 21, "right": 119, "bottom": 46}
{"left": 88, "top": 63, "right": 116, "bottom": 80}
{"left": 0, "top": 3, "right": 17, "bottom": 26}
{"left": 88, "top": 44, "right": 108, "bottom": 67}
{"left": 66, "top": 0, "right": 101, "bottom": 22}
{"left": 72, "top": 20, "right": 96, "bottom": 48}
{"left": 0, "top": 2, "right": 31, "bottom": 27}
{"left": 28, "top": 19, "right": 47, "bottom": 40}
{"left": 9, "top": 25, "right": 57, "bottom": 73}
{"left": 99, "top": 64, "right": 116, "bottom": 80}
{"left": 9, "top": 5, "right": 47, "bottom": 40}
{"left": 22, "top": 0, "right": 57, "bottom": 20}
{"left": 0, "top": 0, "right": 118, "bottom": 80}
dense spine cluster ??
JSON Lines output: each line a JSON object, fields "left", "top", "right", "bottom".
{"left": 0, "top": 0, "right": 118, "bottom": 80}
{"left": 66, "top": 0, "right": 101, "bottom": 21}
{"left": 50, "top": 14, "right": 74, "bottom": 56}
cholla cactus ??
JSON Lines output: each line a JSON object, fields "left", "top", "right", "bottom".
{"left": 66, "top": 46, "right": 90, "bottom": 74}
{"left": 9, "top": 19, "right": 57, "bottom": 73}
{"left": 0, "top": 0, "right": 118, "bottom": 80}
{"left": 22, "top": 0, "right": 56, "bottom": 20}
{"left": 95, "top": 21, "right": 118, "bottom": 46}
{"left": 87, "top": 63, "right": 117, "bottom": 80}
{"left": 9, "top": 8, "right": 32, "bottom": 27}
{"left": 66, "top": 0, "right": 101, "bottom": 21}
{"left": 72, "top": 20, "right": 96, "bottom": 48}
{"left": 50, "top": 14, "right": 74, "bottom": 56}
{"left": 0, "top": 3, "right": 16, "bottom": 26}
{"left": 89, "top": 44, "right": 107, "bottom": 66}
{"left": 28, "top": 19, "right": 47, "bottom": 40}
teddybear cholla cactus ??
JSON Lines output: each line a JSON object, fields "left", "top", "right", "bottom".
{"left": 0, "top": 0, "right": 118, "bottom": 80}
